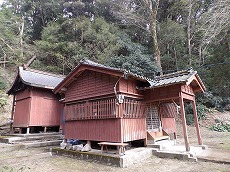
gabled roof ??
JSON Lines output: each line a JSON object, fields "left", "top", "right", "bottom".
{"left": 146, "top": 68, "right": 206, "bottom": 92}
{"left": 7, "top": 66, "right": 65, "bottom": 95}
{"left": 54, "top": 59, "right": 206, "bottom": 94}
{"left": 54, "top": 59, "right": 150, "bottom": 93}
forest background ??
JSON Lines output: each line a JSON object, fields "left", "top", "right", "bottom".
{"left": 0, "top": 0, "right": 229, "bottom": 114}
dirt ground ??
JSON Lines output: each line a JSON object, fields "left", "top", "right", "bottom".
{"left": 0, "top": 111, "right": 230, "bottom": 172}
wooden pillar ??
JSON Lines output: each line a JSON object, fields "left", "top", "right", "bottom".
{"left": 10, "top": 95, "right": 16, "bottom": 132}
{"left": 192, "top": 99, "right": 202, "bottom": 145}
{"left": 179, "top": 93, "right": 190, "bottom": 151}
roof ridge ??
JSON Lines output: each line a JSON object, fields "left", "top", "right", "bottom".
{"left": 22, "top": 67, "right": 65, "bottom": 78}
{"left": 154, "top": 69, "right": 193, "bottom": 80}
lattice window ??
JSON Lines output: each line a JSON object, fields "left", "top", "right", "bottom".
{"left": 146, "top": 104, "right": 160, "bottom": 130}
{"left": 123, "top": 98, "right": 145, "bottom": 118}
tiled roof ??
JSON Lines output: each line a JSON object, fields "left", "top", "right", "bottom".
{"left": 80, "top": 59, "right": 151, "bottom": 82}
{"left": 7, "top": 67, "right": 65, "bottom": 94}
{"left": 147, "top": 68, "right": 197, "bottom": 88}
{"left": 19, "top": 67, "right": 65, "bottom": 89}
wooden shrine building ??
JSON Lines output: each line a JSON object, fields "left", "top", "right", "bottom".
{"left": 54, "top": 60, "right": 206, "bottom": 151}
{"left": 7, "top": 66, "right": 65, "bottom": 134}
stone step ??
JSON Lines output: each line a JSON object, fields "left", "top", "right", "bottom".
{"left": 147, "top": 140, "right": 175, "bottom": 150}
{"left": 15, "top": 140, "right": 62, "bottom": 148}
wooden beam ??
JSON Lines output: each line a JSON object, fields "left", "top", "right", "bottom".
{"left": 192, "top": 99, "right": 203, "bottom": 145}
{"left": 179, "top": 92, "right": 190, "bottom": 151}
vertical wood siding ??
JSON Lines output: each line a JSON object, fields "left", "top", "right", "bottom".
{"left": 122, "top": 118, "right": 146, "bottom": 142}
{"left": 15, "top": 89, "right": 31, "bottom": 101}
{"left": 65, "top": 70, "right": 118, "bottom": 102}
{"left": 29, "top": 88, "right": 61, "bottom": 126}
{"left": 64, "top": 119, "right": 121, "bottom": 142}
{"left": 14, "top": 97, "right": 31, "bottom": 127}
{"left": 144, "top": 85, "right": 181, "bottom": 101}
{"left": 162, "top": 118, "right": 176, "bottom": 133}
{"left": 122, "top": 98, "right": 145, "bottom": 118}
{"left": 160, "top": 103, "right": 177, "bottom": 118}
{"left": 119, "top": 78, "right": 144, "bottom": 97}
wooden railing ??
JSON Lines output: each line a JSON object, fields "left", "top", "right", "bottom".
{"left": 65, "top": 97, "right": 146, "bottom": 120}
{"left": 123, "top": 98, "right": 145, "bottom": 118}
{"left": 65, "top": 98, "right": 117, "bottom": 120}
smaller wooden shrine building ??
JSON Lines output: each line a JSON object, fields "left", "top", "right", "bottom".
{"left": 7, "top": 66, "right": 65, "bottom": 134}
{"left": 54, "top": 60, "right": 206, "bottom": 151}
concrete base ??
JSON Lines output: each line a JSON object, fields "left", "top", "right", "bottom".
{"left": 52, "top": 147, "right": 154, "bottom": 168}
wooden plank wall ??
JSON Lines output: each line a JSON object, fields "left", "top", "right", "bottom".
{"left": 14, "top": 97, "right": 31, "bottom": 127}
{"left": 64, "top": 119, "right": 122, "bottom": 142}
{"left": 65, "top": 70, "right": 118, "bottom": 102}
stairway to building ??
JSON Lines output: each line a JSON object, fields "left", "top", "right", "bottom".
{"left": 147, "top": 139, "right": 204, "bottom": 162}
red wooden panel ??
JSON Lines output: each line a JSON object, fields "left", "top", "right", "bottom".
{"left": 30, "top": 96, "right": 61, "bottom": 126}
{"left": 65, "top": 70, "right": 117, "bottom": 102}
{"left": 15, "top": 89, "right": 31, "bottom": 101}
{"left": 64, "top": 119, "right": 121, "bottom": 142}
{"left": 119, "top": 78, "right": 144, "bottom": 96}
{"left": 162, "top": 118, "right": 176, "bottom": 133}
{"left": 144, "top": 85, "right": 181, "bottom": 102}
{"left": 13, "top": 98, "right": 31, "bottom": 127}
{"left": 122, "top": 118, "right": 146, "bottom": 142}
{"left": 31, "top": 88, "right": 57, "bottom": 98}
{"left": 160, "top": 103, "right": 177, "bottom": 118}
{"left": 181, "top": 85, "right": 194, "bottom": 95}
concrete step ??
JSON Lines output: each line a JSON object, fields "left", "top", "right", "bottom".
{"left": 0, "top": 133, "right": 63, "bottom": 144}
{"left": 153, "top": 149, "right": 197, "bottom": 162}
{"left": 16, "top": 140, "right": 62, "bottom": 148}
{"left": 147, "top": 140, "right": 175, "bottom": 150}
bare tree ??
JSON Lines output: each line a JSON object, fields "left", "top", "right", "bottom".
{"left": 198, "top": 0, "right": 230, "bottom": 65}
{"left": 112, "top": 0, "right": 162, "bottom": 73}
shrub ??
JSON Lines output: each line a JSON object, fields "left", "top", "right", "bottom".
{"left": 0, "top": 97, "right": 7, "bottom": 108}
{"left": 210, "top": 123, "right": 230, "bottom": 132}
{"left": 185, "top": 102, "right": 207, "bottom": 125}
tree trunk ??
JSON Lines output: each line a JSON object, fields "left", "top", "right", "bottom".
{"left": 19, "top": 17, "right": 24, "bottom": 58}
{"left": 187, "top": 0, "right": 192, "bottom": 66}
{"left": 149, "top": 0, "right": 162, "bottom": 74}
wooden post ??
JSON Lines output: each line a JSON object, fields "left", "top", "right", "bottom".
{"left": 26, "top": 127, "right": 30, "bottom": 134}
{"left": 44, "top": 127, "right": 47, "bottom": 133}
{"left": 192, "top": 99, "right": 202, "bottom": 145}
{"left": 179, "top": 93, "right": 190, "bottom": 151}
{"left": 10, "top": 95, "right": 16, "bottom": 132}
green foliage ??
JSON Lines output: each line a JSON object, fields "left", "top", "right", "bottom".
{"left": 0, "top": 76, "right": 6, "bottom": 90}
{"left": 210, "top": 123, "right": 230, "bottom": 132}
{"left": 0, "top": 97, "right": 7, "bottom": 108}
{"left": 106, "top": 32, "right": 158, "bottom": 77}
{"left": 185, "top": 102, "right": 207, "bottom": 125}
{"left": 159, "top": 19, "right": 187, "bottom": 71}
{"left": 35, "top": 17, "right": 122, "bottom": 74}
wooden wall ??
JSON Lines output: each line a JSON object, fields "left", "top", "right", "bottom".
{"left": 13, "top": 88, "right": 62, "bottom": 128}
{"left": 65, "top": 70, "right": 118, "bottom": 102}
{"left": 64, "top": 118, "right": 146, "bottom": 142}
{"left": 64, "top": 119, "right": 122, "bottom": 142}
{"left": 29, "top": 88, "right": 61, "bottom": 126}
{"left": 119, "top": 78, "right": 144, "bottom": 98}
{"left": 144, "top": 84, "right": 181, "bottom": 102}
